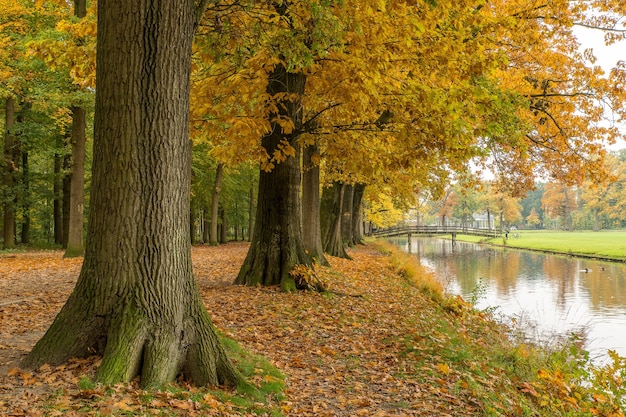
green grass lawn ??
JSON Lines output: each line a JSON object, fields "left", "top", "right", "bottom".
{"left": 464, "top": 230, "right": 626, "bottom": 261}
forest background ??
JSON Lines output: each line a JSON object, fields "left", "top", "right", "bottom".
{"left": 2, "top": 0, "right": 626, "bottom": 255}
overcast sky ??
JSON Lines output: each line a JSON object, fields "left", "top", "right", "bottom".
{"left": 572, "top": 25, "right": 626, "bottom": 149}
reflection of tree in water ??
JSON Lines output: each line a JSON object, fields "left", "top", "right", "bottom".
{"left": 399, "top": 236, "right": 626, "bottom": 312}
{"left": 542, "top": 256, "right": 577, "bottom": 309}
{"left": 581, "top": 263, "right": 626, "bottom": 309}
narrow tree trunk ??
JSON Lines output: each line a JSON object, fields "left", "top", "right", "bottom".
{"left": 351, "top": 183, "right": 365, "bottom": 245}
{"left": 248, "top": 181, "right": 255, "bottom": 242}
{"left": 64, "top": 106, "right": 86, "bottom": 257}
{"left": 235, "top": 64, "right": 315, "bottom": 291}
{"left": 302, "top": 143, "right": 328, "bottom": 266}
{"left": 3, "top": 97, "right": 16, "bottom": 249}
{"left": 53, "top": 141, "right": 64, "bottom": 246}
{"left": 20, "top": 150, "right": 30, "bottom": 244}
{"left": 202, "top": 208, "right": 209, "bottom": 243}
{"left": 219, "top": 207, "right": 227, "bottom": 244}
{"left": 321, "top": 182, "right": 350, "bottom": 259}
{"left": 22, "top": 1, "right": 239, "bottom": 388}
{"left": 341, "top": 184, "right": 354, "bottom": 247}
{"left": 190, "top": 207, "right": 197, "bottom": 244}
{"left": 62, "top": 151, "right": 71, "bottom": 248}
{"left": 209, "top": 162, "right": 223, "bottom": 245}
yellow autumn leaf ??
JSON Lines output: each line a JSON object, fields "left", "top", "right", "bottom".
{"left": 436, "top": 362, "right": 451, "bottom": 375}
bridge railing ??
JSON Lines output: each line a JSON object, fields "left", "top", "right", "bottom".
{"left": 372, "top": 225, "right": 500, "bottom": 238}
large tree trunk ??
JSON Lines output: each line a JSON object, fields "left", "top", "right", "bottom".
{"left": 64, "top": 106, "right": 86, "bottom": 257}
{"left": 22, "top": 0, "right": 239, "bottom": 389}
{"left": 235, "top": 64, "right": 315, "bottom": 291}
{"left": 3, "top": 97, "right": 16, "bottom": 249}
{"left": 302, "top": 143, "right": 328, "bottom": 266}
{"left": 209, "top": 162, "right": 223, "bottom": 245}
{"left": 321, "top": 182, "right": 350, "bottom": 259}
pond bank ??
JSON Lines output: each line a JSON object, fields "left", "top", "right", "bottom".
{"left": 448, "top": 230, "right": 626, "bottom": 263}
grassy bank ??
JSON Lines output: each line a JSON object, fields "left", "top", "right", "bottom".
{"left": 372, "top": 241, "right": 626, "bottom": 416}
{"left": 456, "top": 230, "right": 626, "bottom": 261}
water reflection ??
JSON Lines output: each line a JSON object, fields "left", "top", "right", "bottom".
{"left": 396, "top": 237, "right": 626, "bottom": 361}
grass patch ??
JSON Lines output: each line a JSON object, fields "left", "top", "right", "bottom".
{"left": 453, "top": 230, "right": 626, "bottom": 261}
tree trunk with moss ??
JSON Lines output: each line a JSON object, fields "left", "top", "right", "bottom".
{"left": 21, "top": 0, "right": 240, "bottom": 389}
{"left": 235, "top": 64, "right": 314, "bottom": 291}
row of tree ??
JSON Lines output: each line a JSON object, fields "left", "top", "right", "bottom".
{"left": 417, "top": 150, "right": 626, "bottom": 232}
{"left": 2, "top": 0, "right": 626, "bottom": 388}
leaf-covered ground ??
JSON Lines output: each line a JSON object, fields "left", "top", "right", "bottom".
{"left": 0, "top": 243, "right": 593, "bottom": 416}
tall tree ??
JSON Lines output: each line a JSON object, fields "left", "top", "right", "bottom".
{"left": 209, "top": 162, "right": 223, "bottom": 245}
{"left": 64, "top": 0, "right": 88, "bottom": 257}
{"left": 302, "top": 142, "right": 328, "bottom": 265}
{"left": 22, "top": 0, "right": 240, "bottom": 388}
{"left": 235, "top": 63, "right": 314, "bottom": 290}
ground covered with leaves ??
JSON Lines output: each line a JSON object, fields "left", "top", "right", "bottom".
{"left": 1, "top": 243, "right": 624, "bottom": 416}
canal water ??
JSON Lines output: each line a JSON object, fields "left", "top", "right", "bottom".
{"left": 391, "top": 236, "right": 626, "bottom": 362}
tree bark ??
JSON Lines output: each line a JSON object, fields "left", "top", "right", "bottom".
{"left": 63, "top": 0, "right": 87, "bottom": 256}
{"left": 248, "top": 180, "right": 255, "bottom": 242}
{"left": 20, "top": 149, "right": 29, "bottom": 244}
{"left": 235, "top": 64, "right": 314, "bottom": 291}
{"left": 219, "top": 206, "right": 227, "bottom": 244}
{"left": 53, "top": 139, "right": 64, "bottom": 245}
{"left": 321, "top": 182, "right": 350, "bottom": 259}
{"left": 62, "top": 151, "right": 71, "bottom": 248}
{"left": 202, "top": 208, "right": 209, "bottom": 243}
{"left": 64, "top": 106, "right": 86, "bottom": 257}
{"left": 3, "top": 97, "right": 16, "bottom": 249}
{"left": 302, "top": 143, "right": 328, "bottom": 266}
{"left": 341, "top": 184, "right": 354, "bottom": 247}
{"left": 22, "top": 0, "right": 239, "bottom": 389}
{"left": 209, "top": 162, "right": 223, "bottom": 245}
{"left": 190, "top": 206, "right": 198, "bottom": 244}
{"left": 351, "top": 183, "right": 365, "bottom": 245}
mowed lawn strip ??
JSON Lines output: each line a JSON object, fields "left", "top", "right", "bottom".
{"left": 455, "top": 230, "right": 626, "bottom": 261}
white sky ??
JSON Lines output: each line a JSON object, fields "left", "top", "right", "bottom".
{"left": 572, "top": 25, "right": 626, "bottom": 150}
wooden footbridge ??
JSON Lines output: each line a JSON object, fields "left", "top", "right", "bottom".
{"left": 372, "top": 225, "right": 500, "bottom": 239}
